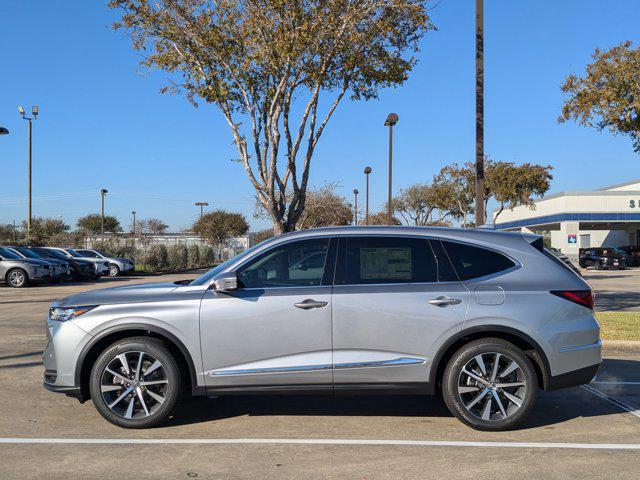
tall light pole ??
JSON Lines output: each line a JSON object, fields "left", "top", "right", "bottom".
{"left": 363, "top": 166, "right": 372, "bottom": 225}
{"left": 100, "top": 189, "right": 108, "bottom": 235}
{"left": 18, "top": 105, "right": 38, "bottom": 236}
{"left": 195, "top": 202, "right": 209, "bottom": 219}
{"left": 384, "top": 113, "right": 398, "bottom": 226}
{"left": 131, "top": 211, "right": 137, "bottom": 235}
{"left": 353, "top": 189, "right": 359, "bottom": 226}
{"left": 475, "top": 0, "right": 485, "bottom": 226}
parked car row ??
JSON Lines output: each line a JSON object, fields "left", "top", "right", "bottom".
{"left": 0, "top": 246, "right": 134, "bottom": 288}
{"left": 578, "top": 247, "right": 628, "bottom": 270}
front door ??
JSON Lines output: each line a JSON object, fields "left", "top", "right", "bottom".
{"left": 199, "top": 237, "right": 336, "bottom": 391}
{"left": 331, "top": 236, "right": 468, "bottom": 389}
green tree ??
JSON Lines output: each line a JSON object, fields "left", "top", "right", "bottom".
{"left": 109, "top": 0, "right": 433, "bottom": 234}
{"left": 367, "top": 210, "right": 401, "bottom": 226}
{"left": 0, "top": 224, "right": 17, "bottom": 242}
{"left": 168, "top": 244, "right": 189, "bottom": 270}
{"left": 559, "top": 41, "right": 640, "bottom": 152}
{"left": 200, "top": 245, "right": 216, "bottom": 266}
{"left": 251, "top": 229, "right": 276, "bottom": 245}
{"left": 77, "top": 214, "right": 122, "bottom": 234}
{"left": 145, "top": 244, "right": 168, "bottom": 271}
{"left": 192, "top": 210, "right": 249, "bottom": 259}
{"left": 140, "top": 218, "right": 169, "bottom": 235}
{"left": 187, "top": 244, "right": 200, "bottom": 268}
{"left": 296, "top": 183, "right": 353, "bottom": 229}
{"left": 22, "top": 217, "right": 71, "bottom": 245}
{"left": 433, "top": 163, "right": 475, "bottom": 227}
{"left": 392, "top": 183, "right": 456, "bottom": 226}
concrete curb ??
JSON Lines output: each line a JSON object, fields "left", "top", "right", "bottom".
{"left": 602, "top": 340, "right": 640, "bottom": 352}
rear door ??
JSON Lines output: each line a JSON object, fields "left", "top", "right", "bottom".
{"left": 331, "top": 235, "right": 469, "bottom": 390}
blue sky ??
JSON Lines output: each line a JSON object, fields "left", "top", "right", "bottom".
{"left": 1, "top": 1, "right": 639, "bottom": 231}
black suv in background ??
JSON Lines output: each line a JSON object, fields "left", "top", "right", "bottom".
{"left": 617, "top": 245, "right": 640, "bottom": 267}
{"left": 27, "top": 246, "right": 95, "bottom": 280}
{"left": 579, "top": 247, "right": 628, "bottom": 270}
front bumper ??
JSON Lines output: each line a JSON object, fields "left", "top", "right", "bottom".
{"left": 43, "top": 318, "right": 92, "bottom": 400}
{"left": 43, "top": 381, "right": 85, "bottom": 402}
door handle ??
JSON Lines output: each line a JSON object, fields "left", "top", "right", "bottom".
{"left": 428, "top": 296, "right": 462, "bottom": 307}
{"left": 294, "top": 299, "right": 328, "bottom": 310}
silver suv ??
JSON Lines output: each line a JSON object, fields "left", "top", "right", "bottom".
{"left": 75, "top": 249, "right": 135, "bottom": 277}
{"left": 43, "top": 227, "right": 601, "bottom": 430}
{"left": 0, "top": 246, "right": 52, "bottom": 287}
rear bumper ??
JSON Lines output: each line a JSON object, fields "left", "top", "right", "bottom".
{"left": 546, "top": 362, "right": 601, "bottom": 391}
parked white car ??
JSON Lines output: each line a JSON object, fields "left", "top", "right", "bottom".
{"left": 44, "top": 248, "right": 110, "bottom": 278}
{"left": 76, "top": 249, "right": 135, "bottom": 277}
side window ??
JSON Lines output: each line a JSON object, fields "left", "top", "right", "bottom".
{"left": 429, "top": 240, "right": 459, "bottom": 282}
{"left": 441, "top": 240, "right": 516, "bottom": 281}
{"left": 237, "top": 238, "right": 329, "bottom": 288}
{"left": 337, "top": 237, "right": 437, "bottom": 285}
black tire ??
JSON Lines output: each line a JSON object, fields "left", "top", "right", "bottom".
{"left": 442, "top": 338, "right": 537, "bottom": 431}
{"left": 108, "top": 264, "right": 120, "bottom": 277}
{"left": 6, "top": 268, "right": 29, "bottom": 288}
{"left": 89, "top": 337, "right": 183, "bottom": 429}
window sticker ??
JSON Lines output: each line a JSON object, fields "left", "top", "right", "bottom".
{"left": 360, "top": 247, "right": 412, "bottom": 280}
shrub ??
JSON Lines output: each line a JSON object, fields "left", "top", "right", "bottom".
{"left": 200, "top": 245, "right": 215, "bottom": 266}
{"left": 168, "top": 244, "right": 188, "bottom": 270}
{"left": 145, "top": 244, "right": 168, "bottom": 271}
{"left": 187, "top": 244, "right": 200, "bottom": 268}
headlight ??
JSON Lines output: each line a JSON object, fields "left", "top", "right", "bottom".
{"left": 49, "top": 305, "right": 97, "bottom": 322}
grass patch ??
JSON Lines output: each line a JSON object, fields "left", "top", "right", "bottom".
{"left": 596, "top": 312, "right": 640, "bottom": 341}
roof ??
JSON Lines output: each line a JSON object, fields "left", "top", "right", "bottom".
{"left": 597, "top": 179, "right": 640, "bottom": 191}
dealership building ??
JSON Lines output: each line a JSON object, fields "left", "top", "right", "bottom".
{"left": 493, "top": 179, "right": 640, "bottom": 259}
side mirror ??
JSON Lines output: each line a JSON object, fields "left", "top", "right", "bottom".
{"left": 212, "top": 271, "right": 238, "bottom": 292}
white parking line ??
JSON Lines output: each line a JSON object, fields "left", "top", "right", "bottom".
{"left": 581, "top": 384, "right": 640, "bottom": 419}
{"left": 592, "top": 381, "right": 640, "bottom": 385}
{"left": 0, "top": 437, "right": 640, "bottom": 450}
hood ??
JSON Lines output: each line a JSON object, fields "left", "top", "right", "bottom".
{"left": 53, "top": 281, "right": 181, "bottom": 308}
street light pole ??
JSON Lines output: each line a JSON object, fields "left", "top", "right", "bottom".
{"left": 475, "top": 0, "right": 485, "bottom": 226}
{"left": 195, "top": 202, "right": 209, "bottom": 219}
{"left": 353, "top": 189, "right": 359, "bottom": 226}
{"left": 384, "top": 113, "right": 398, "bottom": 226}
{"left": 363, "top": 166, "right": 372, "bottom": 225}
{"left": 18, "top": 105, "right": 38, "bottom": 236}
{"left": 131, "top": 211, "right": 137, "bottom": 235}
{"left": 100, "top": 189, "right": 108, "bottom": 235}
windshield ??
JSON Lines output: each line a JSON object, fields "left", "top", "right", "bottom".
{"left": 0, "top": 247, "right": 22, "bottom": 260}
{"left": 65, "top": 249, "right": 83, "bottom": 258}
{"left": 41, "top": 248, "right": 67, "bottom": 260}
{"left": 78, "top": 250, "right": 100, "bottom": 258}
{"left": 189, "top": 242, "right": 268, "bottom": 286}
{"left": 12, "top": 247, "right": 41, "bottom": 259}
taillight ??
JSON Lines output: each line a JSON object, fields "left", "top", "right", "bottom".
{"left": 550, "top": 290, "right": 594, "bottom": 309}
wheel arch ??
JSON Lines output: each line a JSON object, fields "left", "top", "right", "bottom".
{"left": 430, "top": 325, "right": 551, "bottom": 391}
{"left": 75, "top": 324, "right": 203, "bottom": 401}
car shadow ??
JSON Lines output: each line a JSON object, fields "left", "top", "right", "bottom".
{"left": 165, "top": 357, "right": 640, "bottom": 431}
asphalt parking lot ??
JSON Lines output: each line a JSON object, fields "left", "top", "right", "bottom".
{"left": 582, "top": 267, "right": 640, "bottom": 311}
{"left": 0, "top": 273, "right": 639, "bottom": 479}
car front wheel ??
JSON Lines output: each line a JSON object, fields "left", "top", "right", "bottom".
{"left": 442, "top": 338, "right": 537, "bottom": 431}
{"left": 108, "top": 264, "right": 120, "bottom": 277}
{"left": 89, "top": 337, "right": 183, "bottom": 428}
{"left": 6, "top": 268, "right": 29, "bottom": 288}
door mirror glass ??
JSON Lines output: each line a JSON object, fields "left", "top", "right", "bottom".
{"left": 212, "top": 271, "right": 238, "bottom": 292}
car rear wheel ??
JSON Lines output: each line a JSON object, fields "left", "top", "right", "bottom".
{"left": 442, "top": 338, "right": 537, "bottom": 431}
{"left": 108, "top": 264, "right": 120, "bottom": 277}
{"left": 6, "top": 268, "right": 29, "bottom": 288}
{"left": 89, "top": 337, "right": 183, "bottom": 428}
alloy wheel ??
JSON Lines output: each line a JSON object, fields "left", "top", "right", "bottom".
{"left": 100, "top": 351, "right": 169, "bottom": 419}
{"left": 109, "top": 265, "right": 119, "bottom": 277}
{"left": 8, "top": 270, "right": 26, "bottom": 287}
{"left": 457, "top": 352, "right": 526, "bottom": 421}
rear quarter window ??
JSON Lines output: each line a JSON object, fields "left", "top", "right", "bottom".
{"left": 441, "top": 240, "right": 516, "bottom": 281}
